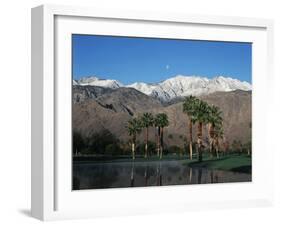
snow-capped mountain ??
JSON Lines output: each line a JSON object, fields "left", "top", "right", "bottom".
{"left": 74, "top": 76, "right": 123, "bottom": 89}
{"left": 127, "top": 75, "right": 251, "bottom": 101}
{"left": 73, "top": 75, "right": 251, "bottom": 101}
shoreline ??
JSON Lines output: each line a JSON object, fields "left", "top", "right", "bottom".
{"left": 73, "top": 154, "right": 251, "bottom": 174}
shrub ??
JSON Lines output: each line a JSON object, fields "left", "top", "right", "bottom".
{"left": 105, "top": 143, "right": 122, "bottom": 156}
{"left": 136, "top": 141, "right": 157, "bottom": 156}
{"left": 73, "top": 131, "right": 85, "bottom": 155}
{"left": 75, "top": 129, "right": 121, "bottom": 155}
{"left": 167, "top": 145, "right": 182, "bottom": 155}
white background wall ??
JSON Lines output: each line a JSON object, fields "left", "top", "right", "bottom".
{"left": 0, "top": 0, "right": 280, "bottom": 225}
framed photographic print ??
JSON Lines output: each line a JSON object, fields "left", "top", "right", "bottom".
{"left": 31, "top": 4, "right": 274, "bottom": 221}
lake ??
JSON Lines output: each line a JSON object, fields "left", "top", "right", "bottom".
{"left": 73, "top": 160, "right": 251, "bottom": 190}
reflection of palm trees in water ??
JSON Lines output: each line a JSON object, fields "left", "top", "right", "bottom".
{"left": 156, "top": 161, "right": 162, "bottom": 186}
{"left": 210, "top": 170, "right": 214, "bottom": 183}
{"left": 73, "top": 161, "right": 251, "bottom": 189}
{"left": 189, "top": 168, "right": 193, "bottom": 183}
{"left": 215, "top": 171, "right": 220, "bottom": 183}
{"left": 129, "top": 161, "right": 218, "bottom": 187}
{"left": 144, "top": 164, "right": 148, "bottom": 186}
{"left": 130, "top": 161, "right": 135, "bottom": 187}
{"left": 209, "top": 170, "right": 220, "bottom": 183}
{"left": 197, "top": 168, "right": 202, "bottom": 184}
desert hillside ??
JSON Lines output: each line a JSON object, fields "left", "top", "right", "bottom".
{"left": 73, "top": 85, "right": 251, "bottom": 147}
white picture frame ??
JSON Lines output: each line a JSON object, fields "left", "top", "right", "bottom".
{"left": 31, "top": 4, "right": 274, "bottom": 221}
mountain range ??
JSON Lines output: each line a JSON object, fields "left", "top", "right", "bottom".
{"left": 73, "top": 75, "right": 251, "bottom": 102}
{"left": 73, "top": 80, "right": 252, "bottom": 146}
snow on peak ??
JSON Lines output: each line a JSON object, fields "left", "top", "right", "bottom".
{"left": 73, "top": 74, "right": 251, "bottom": 101}
{"left": 73, "top": 76, "right": 123, "bottom": 89}
{"left": 126, "top": 82, "right": 157, "bottom": 96}
{"left": 126, "top": 75, "right": 251, "bottom": 101}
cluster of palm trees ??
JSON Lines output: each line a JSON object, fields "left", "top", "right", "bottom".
{"left": 126, "top": 96, "right": 224, "bottom": 162}
{"left": 126, "top": 112, "right": 169, "bottom": 160}
{"left": 183, "top": 96, "right": 224, "bottom": 162}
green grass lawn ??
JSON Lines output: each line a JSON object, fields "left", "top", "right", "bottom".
{"left": 187, "top": 154, "right": 252, "bottom": 174}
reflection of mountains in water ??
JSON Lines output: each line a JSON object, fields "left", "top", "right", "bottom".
{"left": 72, "top": 160, "right": 251, "bottom": 190}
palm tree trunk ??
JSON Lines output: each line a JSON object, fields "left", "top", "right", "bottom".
{"left": 215, "top": 138, "right": 219, "bottom": 158}
{"left": 155, "top": 127, "right": 158, "bottom": 156}
{"left": 208, "top": 124, "right": 214, "bottom": 157}
{"left": 197, "top": 122, "right": 203, "bottom": 162}
{"left": 207, "top": 123, "right": 213, "bottom": 157}
{"left": 132, "top": 142, "right": 135, "bottom": 160}
{"left": 132, "top": 135, "right": 136, "bottom": 160}
{"left": 189, "top": 119, "right": 193, "bottom": 160}
{"left": 160, "top": 127, "right": 164, "bottom": 159}
{"left": 208, "top": 123, "right": 211, "bottom": 153}
{"left": 222, "top": 137, "right": 226, "bottom": 156}
{"left": 145, "top": 127, "right": 148, "bottom": 158}
{"left": 157, "top": 127, "right": 160, "bottom": 157}
{"left": 210, "top": 139, "right": 214, "bottom": 158}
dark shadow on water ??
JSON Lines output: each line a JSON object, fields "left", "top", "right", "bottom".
{"left": 231, "top": 165, "right": 251, "bottom": 174}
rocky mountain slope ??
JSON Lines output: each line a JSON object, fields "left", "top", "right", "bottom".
{"left": 73, "top": 85, "right": 251, "bottom": 147}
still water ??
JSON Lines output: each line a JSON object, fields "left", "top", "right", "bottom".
{"left": 73, "top": 160, "right": 251, "bottom": 190}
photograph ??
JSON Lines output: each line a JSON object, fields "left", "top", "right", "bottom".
{"left": 72, "top": 34, "right": 252, "bottom": 190}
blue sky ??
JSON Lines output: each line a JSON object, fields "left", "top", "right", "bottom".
{"left": 72, "top": 34, "right": 252, "bottom": 84}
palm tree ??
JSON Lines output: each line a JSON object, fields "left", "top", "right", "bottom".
{"left": 154, "top": 113, "right": 169, "bottom": 159}
{"left": 126, "top": 118, "right": 142, "bottom": 160}
{"left": 140, "top": 112, "right": 154, "bottom": 158}
{"left": 154, "top": 119, "right": 161, "bottom": 157}
{"left": 205, "top": 105, "right": 213, "bottom": 157}
{"left": 193, "top": 100, "right": 209, "bottom": 162}
{"left": 213, "top": 123, "right": 223, "bottom": 158}
{"left": 206, "top": 105, "right": 223, "bottom": 158}
{"left": 183, "top": 96, "right": 198, "bottom": 160}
